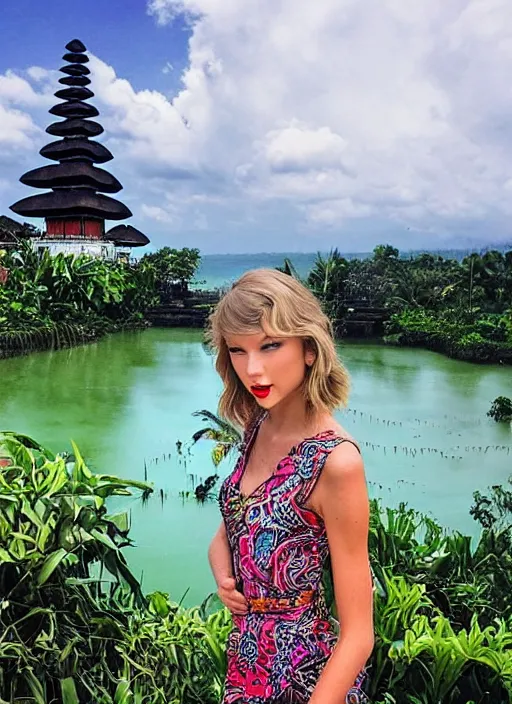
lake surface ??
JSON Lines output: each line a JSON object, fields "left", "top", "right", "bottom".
{"left": 1, "top": 328, "right": 511, "bottom": 605}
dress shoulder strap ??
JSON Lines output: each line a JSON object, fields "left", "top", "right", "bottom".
{"left": 295, "top": 432, "right": 361, "bottom": 506}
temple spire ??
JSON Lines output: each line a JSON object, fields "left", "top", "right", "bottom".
{"left": 10, "top": 39, "right": 149, "bottom": 255}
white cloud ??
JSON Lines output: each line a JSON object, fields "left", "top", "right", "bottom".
{"left": 141, "top": 0, "right": 512, "bottom": 246}
{"left": 0, "top": 70, "right": 53, "bottom": 108}
{"left": 26, "top": 66, "right": 53, "bottom": 82}
{"left": 141, "top": 204, "right": 177, "bottom": 224}
{"left": 263, "top": 123, "right": 349, "bottom": 174}
{"left": 88, "top": 57, "right": 194, "bottom": 168}
{"left": 0, "top": 69, "right": 56, "bottom": 155}
{"left": 305, "top": 199, "right": 373, "bottom": 226}
{"left": 147, "top": 0, "right": 191, "bottom": 26}
{"left": 3, "top": 0, "right": 512, "bottom": 252}
{"left": 0, "top": 103, "right": 40, "bottom": 148}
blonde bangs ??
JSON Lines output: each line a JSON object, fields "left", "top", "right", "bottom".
{"left": 206, "top": 269, "right": 351, "bottom": 429}
{"left": 209, "top": 285, "right": 268, "bottom": 339}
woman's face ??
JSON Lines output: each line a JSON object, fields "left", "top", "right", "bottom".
{"left": 225, "top": 330, "right": 315, "bottom": 409}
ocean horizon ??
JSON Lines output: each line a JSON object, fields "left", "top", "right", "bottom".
{"left": 191, "top": 243, "right": 512, "bottom": 290}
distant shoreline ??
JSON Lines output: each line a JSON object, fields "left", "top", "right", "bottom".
{"left": 171, "top": 242, "right": 512, "bottom": 259}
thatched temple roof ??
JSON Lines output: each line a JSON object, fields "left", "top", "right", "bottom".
{"left": 12, "top": 191, "right": 132, "bottom": 220}
{"left": 10, "top": 39, "right": 143, "bottom": 232}
{"left": 106, "top": 225, "right": 150, "bottom": 247}
{"left": 40, "top": 138, "right": 113, "bottom": 164}
{"left": 20, "top": 163, "right": 122, "bottom": 193}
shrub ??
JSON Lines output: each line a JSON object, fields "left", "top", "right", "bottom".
{"left": 0, "top": 432, "right": 228, "bottom": 703}
{"left": 2, "top": 434, "right": 512, "bottom": 703}
{"left": 488, "top": 396, "right": 512, "bottom": 423}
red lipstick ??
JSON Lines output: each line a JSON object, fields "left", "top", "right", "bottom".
{"left": 251, "top": 385, "right": 272, "bottom": 399}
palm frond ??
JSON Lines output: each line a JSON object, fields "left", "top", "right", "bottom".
{"left": 191, "top": 409, "right": 242, "bottom": 441}
{"left": 191, "top": 428, "right": 225, "bottom": 444}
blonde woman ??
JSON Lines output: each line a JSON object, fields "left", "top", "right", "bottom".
{"left": 207, "top": 269, "right": 373, "bottom": 704}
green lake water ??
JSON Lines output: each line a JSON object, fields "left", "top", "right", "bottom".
{"left": 1, "top": 328, "right": 511, "bottom": 605}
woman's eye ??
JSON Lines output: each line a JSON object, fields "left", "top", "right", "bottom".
{"left": 263, "top": 342, "right": 281, "bottom": 351}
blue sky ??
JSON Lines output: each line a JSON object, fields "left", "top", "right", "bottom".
{"left": 2, "top": 0, "right": 190, "bottom": 97}
{"left": 1, "top": 0, "right": 512, "bottom": 254}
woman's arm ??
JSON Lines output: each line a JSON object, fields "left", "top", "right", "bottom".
{"left": 208, "top": 520, "right": 234, "bottom": 586}
{"left": 208, "top": 520, "right": 248, "bottom": 615}
{"left": 308, "top": 443, "right": 374, "bottom": 704}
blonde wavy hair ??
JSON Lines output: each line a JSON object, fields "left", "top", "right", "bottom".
{"left": 206, "top": 268, "right": 351, "bottom": 429}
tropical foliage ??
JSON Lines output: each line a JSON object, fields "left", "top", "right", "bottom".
{"left": 190, "top": 410, "right": 243, "bottom": 502}
{"left": 191, "top": 410, "right": 243, "bottom": 467}
{"left": 488, "top": 396, "right": 512, "bottom": 423}
{"left": 0, "top": 240, "right": 205, "bottom": 357}
{"left": 2, "top": 430, "right": 512, "bottom": 702}
{"left": 294, "top": 245, "right": 512, "bottom": 364}
{"left": 471, "top": 477, "right": 512, "bottom": 530}
{"left": 275, "top": 257, "right": 302, "bottom": 281}
{"left": 385, "top": 307, "right": 512, "bottom": 363}
{"left": 0, "top": 241, "right": 155, "bottom": 328}
{"left": 139, "top": 246, "right": 202, "bottom": 299}
{"left": 367, "top": 501, "right": 512, "bottom": 702}
{"left": 0, "top": 431, "right": 228, "bottom": 704}
{"left": 0, "top": 240, "right": 157, "bottom": 359}
{"left": 306, "top": 249, "right": 350, "bottom": 333}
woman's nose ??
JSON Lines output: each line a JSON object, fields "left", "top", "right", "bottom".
{"left": 246, "top": 354, "right": 264, "bottom": 377}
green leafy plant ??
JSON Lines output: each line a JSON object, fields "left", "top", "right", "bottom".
{"left": 190, "top": 410, "right": 243, "bottom": 502}
{"left": 0, "top": 431, "right": 238, "bottom": 703}
{"left": 487, "top": 397, "right": 512, "bottom": 423}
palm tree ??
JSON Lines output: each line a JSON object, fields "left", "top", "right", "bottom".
{"left": 307, "top": 249, "right": 348, "bottom": 298}
{"left": 457, "top": 252, "right": 506, "bottom": 313}
{"left": 191, "top": 410, "right": 243, "bottom": 501}
{"left": 191, "top": 410, "right": 243, "bottom": 465}
{"left": 276, "top": 258, "right": 303, "bottom": 281}
{"left": 388, "top": 267, "right": 452, "bottom": 312}
{"left": 306, "top": 250, "right": 349, "bottom": 332}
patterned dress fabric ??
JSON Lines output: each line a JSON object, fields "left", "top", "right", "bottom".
{"left": 218, "top": 415, "right": 369, "bottom": 704}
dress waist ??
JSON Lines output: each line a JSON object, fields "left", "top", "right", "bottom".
{"left": 246, "top": 589, "right": 316, "bottom": 614}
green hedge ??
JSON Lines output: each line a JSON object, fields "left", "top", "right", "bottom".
{"left": 384, "top": 310, "right": 512, "bottom": 363}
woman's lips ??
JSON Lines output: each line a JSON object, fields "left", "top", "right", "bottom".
{"left": 250, "top": 385, "right": 272, "bottom": 399}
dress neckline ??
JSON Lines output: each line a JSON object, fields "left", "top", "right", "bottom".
{"left": 235, "top": 413, "right": 339, "bottom": 501}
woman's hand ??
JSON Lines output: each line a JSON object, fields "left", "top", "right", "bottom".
{"left": 217, "top": 576, "right": 248, "bottom": 615}
{"left": 208, "top": 521, "right": 248, "bottom": 615}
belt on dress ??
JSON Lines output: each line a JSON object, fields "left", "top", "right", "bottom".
{"left": 246, "top": 589, "right": 315, "bottom": 613}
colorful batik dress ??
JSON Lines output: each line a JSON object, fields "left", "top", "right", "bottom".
{"left": 218, "top": 415, "right": 369, "bottom": 704}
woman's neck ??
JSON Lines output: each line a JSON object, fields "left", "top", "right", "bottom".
{"left": 263, "top": 391, "right": 329, "bottom": 440}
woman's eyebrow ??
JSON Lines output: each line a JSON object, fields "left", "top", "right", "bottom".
{"left": 227, "top": 334, "right": 276, "bottom": 347}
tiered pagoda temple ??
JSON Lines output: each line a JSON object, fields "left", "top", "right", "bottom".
{"left": 10, "top": 39, "right": 149, "bottom": 259}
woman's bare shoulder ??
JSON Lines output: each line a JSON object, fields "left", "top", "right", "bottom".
{"left": 308, "top": 425, "right": 365, "bottom": 515}
{"left": 326, "top": 418, "right": 360, "bottom": 450}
